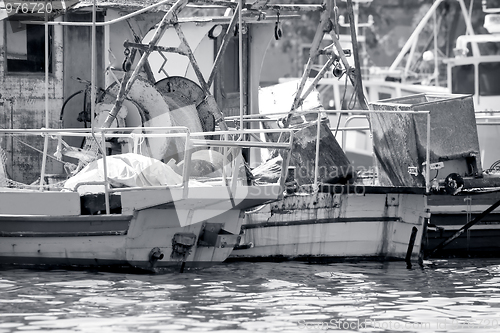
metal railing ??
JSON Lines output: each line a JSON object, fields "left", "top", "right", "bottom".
{"left": 227, "top": 108, "right": 432, "bottom": 192}
{"left": 0, "top": 126, "right": 294, "bottom": 214}
{"left": 476, "top": 114, "right": 500, "bottom": 126}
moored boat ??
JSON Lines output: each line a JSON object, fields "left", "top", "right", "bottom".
{"left": 0, "top": 0, "right": 303, "bottom": 272}
{"left": 426, "top": 189, "right": 500, "bottom": 257}
{"left": 229, "top": 0, "right": 430, "bottom": 264}
{"left": 303, "top": 0, "right": 500, "bottom": 257}
{"left": 232, "top": 184, "right": 428, "bottom": 262}
{"left": 0, "top": 168, "right": 286, "bottom": 272}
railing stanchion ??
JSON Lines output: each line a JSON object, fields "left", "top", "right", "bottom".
{"left": 222, "top": 133, "right": 228, "bottom": 186}
{"left": 278, "top": 131, "right": 294, "bottom": 199}
{"left": 182, "top": 129, "right": 191, "bottom": 199}
{"left": 230, "top": 148, "right": 242, "bottom": 195}
{"left": 314, "top": 112, "right": 321, "bottom": 189}
{"left": 426, "top": 112, "right": 431, "bottom": 194}
{"left": 100, "top": 131, "right": 110, "bottom": 214}
{"left": 39, "top": 18, "right": 49, "bottom": 192}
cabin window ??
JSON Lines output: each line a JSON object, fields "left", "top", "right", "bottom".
{"left": 479, "top": 41, "right": 500, "bottom": 56}
{"left": 451, "top": 64, "right": 474, "bottom": 95}
{"left": 5, "top": 20, "right": 53, "bottom": 73}
{"left": 478, "top": 62, "right": 500, "bottom": 96}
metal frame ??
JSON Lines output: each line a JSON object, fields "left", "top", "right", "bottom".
{"left": 0, "top": 125, "right": 295, "bottom": 211}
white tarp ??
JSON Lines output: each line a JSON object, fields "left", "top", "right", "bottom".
{"left": 64, "top": 153, "right": 185, "bottom": 194}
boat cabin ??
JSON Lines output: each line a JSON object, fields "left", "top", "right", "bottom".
{"left": 447, "top": 18, "right": 500, "bottom": 112}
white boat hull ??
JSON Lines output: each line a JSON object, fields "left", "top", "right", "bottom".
{"left": 0, "top": 185, "right": 282, "bottom": 272}
{"left": 231, "top": 186, "right": 428, "bottom": 261}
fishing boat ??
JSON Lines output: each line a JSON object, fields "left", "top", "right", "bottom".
{"left": 299, "top": 0, "right": 500, "bottom": 257}
{"left": 424, "top": 1, "right": 500, "bottom": 257}
{"left": 229, "top": 0, "right": 430, "bottom": 264}
{"left": 0, "top": 0, "right": 300, "bottom": 272}
{"left": 381, "top": 0, "right": 500, "bottom": 257}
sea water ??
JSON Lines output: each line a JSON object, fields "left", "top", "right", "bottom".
{"left": 1, "top": 259, "right": 500, "bottom": 332}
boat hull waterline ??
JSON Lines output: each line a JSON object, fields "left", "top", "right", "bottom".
{"left": 0, "top": 185, "right": 283, "bottom": 272}
{"left": 231, "top": 186, "right": 428, "bottom": 262}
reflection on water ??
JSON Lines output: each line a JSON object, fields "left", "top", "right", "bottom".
{"left": 1, "top": 259, "right": 500, "bottom": 332}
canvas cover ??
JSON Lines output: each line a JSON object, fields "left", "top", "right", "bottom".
{"left": 64, "top": 153, "right": 187, "bottom": 194}
{"left": 369, "top": 93, "right": 481, "bottom": 187}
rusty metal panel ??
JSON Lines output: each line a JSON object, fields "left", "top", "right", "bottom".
{"left": 370, "top": 93, "right": 481, "bottom": 187}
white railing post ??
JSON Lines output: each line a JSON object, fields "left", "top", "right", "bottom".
{"left": 182, "top": 129, "right": 191, "bottom": 199}
{"left": 426, "top": 112, "right": 431, "bottom": 194}
{"left": 222, "top": 133, "right": 229, "bottom": 185}
{"left": 278, "top": 131, "right": 294, "bottom": 199}
{"left": 230, "top": 148, "right": 242, "bottom": 195}
{"left": 314, "top": 111, "right": 321, "bottom": 189}
{"left": 39, "top": 16, "right": 50, "bottom": 191}
{"left": 101, "top": 131, "right": 110, "bottom": 214}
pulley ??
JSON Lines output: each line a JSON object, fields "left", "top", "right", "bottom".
{"left": 274, "top": 11, "right": 282, "bottom": 40}
{"left": 122, "top": 47, "right": 133, "bottom": 72}
{"left": 332, "top": 58, "right": 343, "bottom": 78}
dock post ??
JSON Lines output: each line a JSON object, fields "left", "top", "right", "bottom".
{"left": 418, "top": 209, "right": 430, "bottom": 267}
{"left": 405, "top": 226, "right": 418, "bottom": 268}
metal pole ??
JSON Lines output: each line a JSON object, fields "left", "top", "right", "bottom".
{"left": 346, "top": 0, "right": 368, "bottom": 110}
{"left": 238, "top": 0, "right": 244, "bottom": 136}
{"left": 93, "top": 0, "right": 109, "bottom": 214}
{"left": 91, "top": 0, "right": 96, "bottom": 133}
{"left": 433, "top": 4, "right": 439, "bottom": 86}
{"left": 458, "top": 0, "right": 479, "bottom": 56}
{"left": 39, "top": 6, "right": 49, "bottom": 191}
{"left": 426, "top": 112, "right": 431, "bottom": 194}
{"left": 390, "top": 0, "right": 443, "bottom": 71}
{"left": 314, "top": 112, "right": 321, "bottom": 189}
{"left": 101, "top": 131, "right": 110, "bottom": 215}
{"left": 182, "top": 131, "right": 191, "bottom": 199}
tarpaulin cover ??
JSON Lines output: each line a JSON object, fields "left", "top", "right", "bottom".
{"left": 369, "top": 93, "right": 481, "bottom": 187}
{"left": 64, "top": 153, "right": 198, "bottom": 194}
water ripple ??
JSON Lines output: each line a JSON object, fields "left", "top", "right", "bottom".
{"left": 1, "top": 259, "right": 500, "bottom": 332}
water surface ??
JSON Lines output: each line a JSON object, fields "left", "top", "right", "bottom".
{"left": 1, "top": 259, "right": 500, "bottom": 332}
